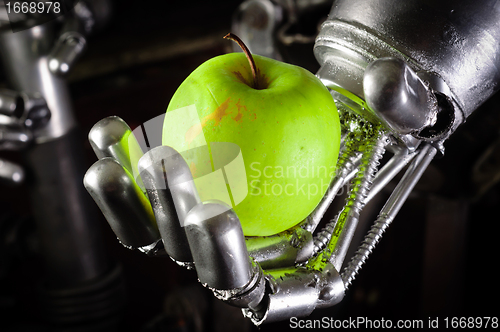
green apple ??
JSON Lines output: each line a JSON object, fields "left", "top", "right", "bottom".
{"left": 162, "top": 36, "right": 340, "bottom": 236}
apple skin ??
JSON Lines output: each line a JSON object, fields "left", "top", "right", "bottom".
{"left": 162, "top": 52, "right": 340, "bottom": 236}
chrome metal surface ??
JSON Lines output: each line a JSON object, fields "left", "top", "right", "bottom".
{"left": 48, "top": 31, "right": 87, "bottom": 76}
{"left": 84, "top": 157, "right": 160, "bottom": 250}
{"left": 0, "top": 157, "right": 24, "bottom": 185}
{"left": 0, "top": 127, "right": 31, "bottom": 150}
{"left": 364, "top": 147, "right": 416, "bottom": 203}
{"left": 137, "top": 239, "right": 168, "bottom": 257}
{"left": 27, "top": 129, "right": 110, "bottom": 286}
{"left": 47, "top": 10, "right": 88, "bottom": 76}
{"left": 363, "top": 57, "right": 438, "bottom": 135}
{"left": 89, "top": 116, "right": 144, "bottom": 187}
{"left": 341, "top": 144, "right": 437, "bottom": 288}
{"left": 218, "top": 261, "right": 265, "bottom": 310}
{"left": 0, "top": 89, "right": 51, "bottom": 146}
{"left": 243, "top": 263, "right": 344, "bottom": 325}
{"left": 19, "top": 92, "right": 51, "bottom": 130}
{"left": 312, "top": 113, "right": 387, "bottom": 258}
{"left": 0, "top": 89, "right": 21, "bottom": 117}
{"left": 329, "top": 131, "right": 387, "bottom": 271}
{"left": 232, "top": 0, "right": 333, "bottom": 61}
{"left": 245, "top": 224, "right": 313, "bottom": 269}
{"left": 315, "top": 0, "right": 500, "bottom": 124}
{"left": 1, "top": 4, "right": 119, "bottom": 324}
{"left": 305, "top": 131, "right": 361, "bottom": 233}
{"left": 232, "top": 0, "right": 283, "bottom": 59}
{"left": 138, "top": 146, "right": 198, "bottom": 263}
{"left": 0, "top": 21, "right": 76, "bottom": 141}
{"left": 184, "top": 201, "right": 253, "bottom": 290}
{"left": 139, "top": 146, "right": 201, "bottom": 224}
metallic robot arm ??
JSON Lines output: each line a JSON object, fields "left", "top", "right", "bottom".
{"left": 83, "top": 0, "right": 500, "bottom": 326}
{"left": 0, "top": 88, "right": 50, "bottom": 185}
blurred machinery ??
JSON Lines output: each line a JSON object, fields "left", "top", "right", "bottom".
{"left": 0, "top": 1, "right": 125, "bottom": 331}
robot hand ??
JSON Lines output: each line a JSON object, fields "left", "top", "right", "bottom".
{"left": 82, "top": 104, "right": 434, "bottom": 326}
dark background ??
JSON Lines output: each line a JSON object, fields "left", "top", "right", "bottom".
{"left": 1, "top": 0, "right": 499, "bottom": 331}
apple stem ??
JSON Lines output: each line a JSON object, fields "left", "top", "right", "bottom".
{"left": 224, "top": 33, "right": 259, "bottom": 89}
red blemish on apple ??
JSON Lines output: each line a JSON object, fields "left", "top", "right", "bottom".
{"left": 185, "top": 98, "right": 231, "bottom": 144}
{"left": 233, "top": 113, "right": 242, "bottom": 122}
{"left": 233, "top": 99, "right": 247, "bottom": 122}
{"left": 207, "top": 98, "right": 232, "bottom": 126}
{"left": 233, "top": 99, "right": 257, "bottom": 123}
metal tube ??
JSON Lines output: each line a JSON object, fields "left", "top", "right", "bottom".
{"left": 330, "top": 132, "right": 387, "bottom": 271}
{"left": 0, "top": 22, "right": 76, "bottom": 142}
{"left": 0, "top": 20, "right": 111, "bottom": 288}
{"left": 305, "top": 129, "right": 362, "bottom": 233}
{"left": 0, "top": 158, "right": 24, "bottom": 185}
{"left": 381, "top": 144, "right": 437, "bottom": 218}
{"left": 184, "top": 201, "right": 253, "bottom": 290}
{"left": 88, "top": 116, "right": 145, "bottom": 189}
{"left": 184, "top": 201, "right": 265, "bottom": 310}
{"left": 0, "top": 12, "right": 123, "bottom": 327}
{"left": 0, "top": 89, "right": 22, "bottom": 117}
{"left": 243, "top": 263, "right": 344, "bottom": 325}
{"left": 48, "top": 31, "right": 87, "bottom": 76}
{"left": 26, "top": 129, "right": 110, "bottom": 286}
{"left": 306, "top": 149, "right": 361, "bottom": 232}
{"left": 84, "top": 157, "right": 160, "bottom": 250}
{"left": 0, "top": 127, "right": 32, "bottom": 150}
{"left": 138, "top": 146, "right": 198, "bottom": 264}
{"left": 363, "top": 148, "right": 416, "bottom": 204}
{"left": 245, "top": 225, "right": 313, "bottom": 269}
{"left": 341, "top": 144, "right": 437, "bottom": 288}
